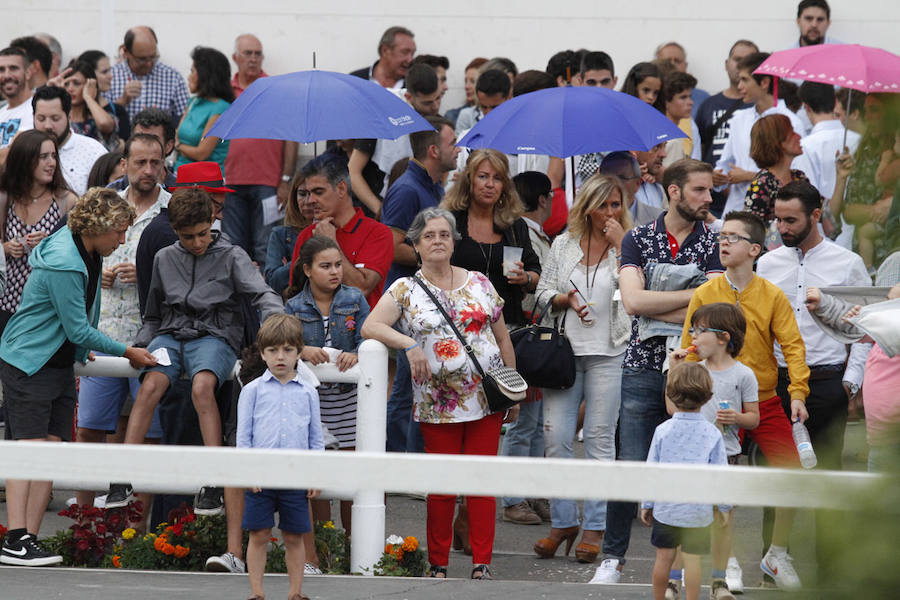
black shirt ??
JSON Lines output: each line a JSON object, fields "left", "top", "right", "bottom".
{"left": 46, "top": 232, "right": 102, "bottom": 368}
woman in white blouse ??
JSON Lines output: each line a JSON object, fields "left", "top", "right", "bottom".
{"left": 532, "top": 174, "right": 633, "bottom": 563}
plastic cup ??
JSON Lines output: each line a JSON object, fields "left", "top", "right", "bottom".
{"left": 502, "top": 246, "right": 523, "bottom": 277}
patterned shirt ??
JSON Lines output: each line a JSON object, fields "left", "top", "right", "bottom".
{"left": 0, "top": 199, "right": 62, "bottom": 313}
{"left": 744, "top": 168, "right": 809, "bottom": 225}
{"left": 388, "top": 270, "right": 505, "bottom": 424}
{"left": 108, "top": 61, "right": 190, "bottom": 122}
{"left": 619, "top": 213, "right": 723, "bottom": 371}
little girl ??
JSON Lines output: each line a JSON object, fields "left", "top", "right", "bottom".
{"left": 284, "top": 235, "right": 370, "bottom": 536}
{"left": 620, "top": 62, "right": 666, "bottom": 113}
{"left": 670, "top": 302, "right": 760, "bottom": 599}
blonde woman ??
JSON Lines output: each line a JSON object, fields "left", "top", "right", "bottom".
{"left": 532, "top": 174, "right": 633, "bottom": 563}
{"left": 441, "top": 149, "right": 541, "bottom": 328}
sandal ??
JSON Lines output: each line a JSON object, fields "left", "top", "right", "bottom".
{"left": 471, "top": 564, "right": 492, "bottom": 580}
{"left": 428, "top": 564, "right": 448, "bottom": 578}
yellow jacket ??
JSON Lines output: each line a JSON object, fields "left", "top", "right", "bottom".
{"left": 682, "top": 273, "right": 809, "bottom": 403}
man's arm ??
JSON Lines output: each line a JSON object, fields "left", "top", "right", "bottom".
{"left": 619, "top": 266, "right": 695, "bottom": 316}
{"left": 349, "top": 146, "right": 382, "bottom": 218}
{"left": 277, "top": 142, "right": 299, "bottom": 209}
{"left": 390, "top": 228, "right": 417, "bottom": 267}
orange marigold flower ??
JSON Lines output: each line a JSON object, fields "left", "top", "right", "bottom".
{"left": 384, "top": 544, "right": 392, "bottom": 554}
{"left": 162, "top": 543, "right": 176, "bottom": 555}
{"left": 402, "top": 536, "right": 418, "bottom": 552}
{"left": 112, "top": 555, "right": 122, "bottom": 568}
{"left": 165, "top": 525, "right": 174, "bottom": 533}
{"left": 153, "top": 537, "right": 166, "bottom": 551}
{"left": 393, "top": 547, "right": 404, "bottom": 560}
{"left": 174, "top": 545, "right": 190, "bottom": 558}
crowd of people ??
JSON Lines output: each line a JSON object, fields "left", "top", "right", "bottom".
{"left": 0, "top": 1, "right": 898, "bottom": 599}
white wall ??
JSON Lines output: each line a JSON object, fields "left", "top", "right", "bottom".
{"left": 4, "top": 0, "right": 899, "bottom": 111}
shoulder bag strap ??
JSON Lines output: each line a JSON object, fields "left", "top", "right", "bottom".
{"left": 413, "top": 275, "right": 488, "bottom": 379}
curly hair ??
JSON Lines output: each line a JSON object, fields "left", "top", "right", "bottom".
{"left": 441, "top": 149, "right": 523, "bottom": 230}
{"left": 168, "top": 187, "right": 213, "bottom": 231}
{"left": 567, "top": 174, "right": 633, "bottom": 239}
{"left": 750, "top": 114, "right": 794, "bottom": 169}
{"left": 68, "top": 187, "right": 135, "bottom": 236}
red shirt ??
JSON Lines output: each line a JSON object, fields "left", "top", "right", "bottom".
{"left": 224, "top": 72, "right": 285, "bottom": 187}
{"left": 290, "top": 208, "right": 394, "bottom": 308}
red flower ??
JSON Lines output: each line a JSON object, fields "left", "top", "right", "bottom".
{"left": 432, "top": 339, "right": 460, "bottom": 361}
{"left": 172, "top": 523, "right": 184, "bottom": 536}
{"left": 76, "top": 539, "right": 90, "bottom": 551}
{"left": 95, "top": 523, "right": 107, "bottom": 535}
{"left": 460, "top": 304, "right": 488, "bottom": 334}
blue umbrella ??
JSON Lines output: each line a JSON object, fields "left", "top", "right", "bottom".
{"left": 457, "top": 86, "right": 686, "bottom": 156}
{"left": 207, "top": 69, "right": 434, "bottom": 143}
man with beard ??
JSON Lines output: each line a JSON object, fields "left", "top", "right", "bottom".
{"left": 681, "top": 207, "right": 810, "bottom": 592}
{"left": 0, "top": 47, "right": 34, "bottom": 154}
{"left": 351, "top": 26, "right": 415, "bottom": 89}
{"left": 789, "top": 0, "right": 841, "bottom": 48}
{"left": 32, "top": 86, "right": 106, "bottom": 196}
{"left": 591, "top": 159, "right": 724, "bottom": 585}
{"left": 757, "top": 180, "right": 870, "bottom": 579}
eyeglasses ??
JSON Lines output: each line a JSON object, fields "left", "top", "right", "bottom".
{"left": 130, "top": 53, "right": 159, "bottom": 65}
{"left": 688, "top": 326, "right": 725, "bottom": 337}
{"left": 717, "top": 233, "right": 755, "bottom": 245}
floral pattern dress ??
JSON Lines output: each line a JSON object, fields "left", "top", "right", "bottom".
{"left": 388, "top": 270, "right": 504, "bottom": 424}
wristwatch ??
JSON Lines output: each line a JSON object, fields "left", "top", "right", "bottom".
{"left": 281, "top": 174, "right": 292, "bottom": 183}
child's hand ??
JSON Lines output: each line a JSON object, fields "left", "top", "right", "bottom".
{"left": 640, "top": 508, "right": 653, "bottom": 526}
{"left": 669, "top": 348, "right": 689, "bottom": 367}
{"left": 307, "top": 489, "right": 320, "bottom": 499}
{"left": 301, "top": 346, "right": 329, "bottom": 365}
{"left": 251, "top": 486, "right": 262, "bottom": 493}
{"left": 335, "top": 352, "right": 358, "bottom": 371}
{"left": 841, "top": 304, "right": 862, "bottom": 322}
{"left": 805, "top": 287, "right": 821, "bottom": 311}
{"left": 716, "top": 408, "right": 739, "bottom": 425}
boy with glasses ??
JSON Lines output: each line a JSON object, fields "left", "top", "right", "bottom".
{"left": 680, "top": 210, "right": 810, "bottom": 591}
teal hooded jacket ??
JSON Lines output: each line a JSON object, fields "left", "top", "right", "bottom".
{"left": 0, "top": 226, "right": 127, "bottom": 376}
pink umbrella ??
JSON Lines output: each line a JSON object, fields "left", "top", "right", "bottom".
{"left": 754, "top": 44, "right": 900, "bottom": 93}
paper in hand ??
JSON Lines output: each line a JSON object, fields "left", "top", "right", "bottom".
{"left": 152, "top": 347, "right": 172, "bottom": 366}
{"left": 261, "top": 194, "right": 285, "bottom": 226}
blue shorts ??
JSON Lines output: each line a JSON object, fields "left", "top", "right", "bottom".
{"left": 144, "top": 334, "right": 236, "bottom": 389}
{"left": 242, "top": 488, "right": 311, "bottom": 534}
{"left": 651, "top": 518, "right": 711, "bottom": 555}
{"left": 78, "top": 355, "right": 163, "bottom": 438}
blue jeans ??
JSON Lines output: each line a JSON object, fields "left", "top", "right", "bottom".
{"left": 602, "top": 367, "right": 668, "bottom": 562}
{"left": 386, "top": 352, "right": 424, "bottom": 453}
{"left": 223, "top": 184, "right": 277, "bottom": 264}
{"left": 541, "top": 354, "right": 623, "bottom": 529}
{"left": 500, "top": 394, "right": 544, "bottom": 507}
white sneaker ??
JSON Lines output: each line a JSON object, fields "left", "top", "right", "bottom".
{"left": 205, "top": 551, "right": 246, "bottom": 573}
{"left": 304, "top": 562, "right": 323, "bottom": 575}
{"left": 588, "top": 558, "right": 622, "bottom": 584}
{"left": 760, "top": 548, "right": 801, "bottom": 591}
{"left": 665, "top": 579, "right": 681, "bottom": 600}
{"left": 726, "top": 556, "right": 744, "bottom": 593}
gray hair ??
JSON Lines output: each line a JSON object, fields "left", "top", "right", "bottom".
{"left": 34, "top": 33, "right": 61, "bottom": 57}
{"left": 407, "top": 207, "right": 461, "bottom": 245}
{"left": 377, "top": 26, "right": 414, "bottom": 55}
{"left": 300, "top": 154, "right": 351, "bottom": 193}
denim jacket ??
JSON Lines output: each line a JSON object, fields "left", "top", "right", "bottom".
{"left": 285, "top": 283, "right": 369, "bottom": 353}
{"left": 264, "top": 225, "right": 300, "bottom": 295}
{"left": 637, "top": 262, "right": 708, "bottom": 340}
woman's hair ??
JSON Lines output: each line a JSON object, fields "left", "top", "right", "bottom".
{"left": 690, "top": 302, "right": 747, "bottom": 357}
{"left": 77, "top": 50, "right": 107, "bottom": 71}
{"left": 750, "top": 114, "right": 794, "bottom": 169}
{"left": 65, "top": 59, "right": 99, "bottom": 101}
{"left": 283, "top": 235, "right": 341, "bottom": 299}
{"left": 0, "top": 129, "right": 69, "bottom": 201}
{"left": 620, "top": 62, "right": 665, "bottom": 113}
{"left": 257, "top": 313, "right": 304, "bottom": 351}
{"left": 407, "top": 207, "right": 462, "bottom": 246}
{"left": 284, "top": 173, "right": 311, "bottom": 230}
{"left": 87, "top": 151, "right": 123, "bottom": 189}
{"left": 68, "top": 187, "right": 135, "bottom": 236}
{"left": 666, "top": 362, "right": 713, "bottom": 410}
{"left": 168, "top": 187, "right": 213, "bottom": 231}
{"left": 566, "top": 173, "right": 632, "bottom": 239}
{"left": 190, "top": 46, "right": 235, "bottom": 103}
{"left": 441, "top": 149, "right": 523, "bottom": 230}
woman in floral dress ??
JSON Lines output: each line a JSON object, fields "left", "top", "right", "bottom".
{"left": 362, "top": 207, "right": 517, "bottom": 581}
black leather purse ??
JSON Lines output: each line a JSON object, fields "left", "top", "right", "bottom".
{"left": 414, "top": 276, "right": 527, "bottom": 413}
{"left": 509, "top": 294, "right": 576, "bottom": 390}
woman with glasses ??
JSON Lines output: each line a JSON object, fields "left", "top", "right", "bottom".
{"left": 531, "top": 174, "right": 633, "bottom": 563}
{"left": 174, "top": 46, "right": 234, "bottom": 175}
{"left": 264, "top": 173, "right": 314, "bottom": 295}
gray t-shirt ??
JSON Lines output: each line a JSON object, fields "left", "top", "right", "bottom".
{"left": 700, "top": 360, "right": 758, "bottom": 456}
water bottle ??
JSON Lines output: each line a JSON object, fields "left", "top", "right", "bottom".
{"left": 792, "top": 421, "right": 818, "bottom": 469}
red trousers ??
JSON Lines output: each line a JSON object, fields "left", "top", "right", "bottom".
{"left": 419, "top": 411, "right": 503, "bottom": 566}
{"left": 745, "top": 396, "right": 801, "bottom": 468}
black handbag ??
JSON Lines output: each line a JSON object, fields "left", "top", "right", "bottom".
{"left": 414, "top": 276, "right": 527, "bottom": 413}
{"left": 509, "top": 294, "right": 576, "bottom": 390}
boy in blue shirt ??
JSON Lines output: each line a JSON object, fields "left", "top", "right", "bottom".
{"left": 238, "top": 313, "right": 324, "bottom": 600}
{"left": 641, "top": 362, "right": 731, "bottom": 600}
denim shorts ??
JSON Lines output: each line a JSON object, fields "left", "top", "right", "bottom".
{"left": 144, "top": 334, "right": 237, "bottom": 388}
{"left": 242, "top": 488, "right": 311, "bottom": 534}
{"left": 78, "top": 354, "right": 164, "bottom": 437}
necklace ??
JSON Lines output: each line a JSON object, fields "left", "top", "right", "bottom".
{"left": 476, "top": 240, "right": 493, "bottom": 274}
{"left": 30, "top": 189, "right": 47, "bottom": 204}
{"left": 423, "top": 267, "right": 454, "bottom": 290}
{"left": 579, "top": 233, "right": 610, "bottom": 327}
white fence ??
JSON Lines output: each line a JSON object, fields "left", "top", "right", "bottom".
{"left": 0, "top": 339, "right": 887, "bottom": 574}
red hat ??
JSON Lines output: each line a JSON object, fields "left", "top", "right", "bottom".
{"left": 171, "top": 161, "right": 235, "bottom": 193}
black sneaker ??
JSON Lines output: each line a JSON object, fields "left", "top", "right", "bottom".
{"left": 194, "top": 486, "right": 224, "bottom": 516}
{"left": 0, "top": 533, "right": 63, "bottom": 566}
{"left": 105, "top": 483, "right": 135, "bottom": 509}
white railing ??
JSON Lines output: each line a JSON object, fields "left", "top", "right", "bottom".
{"left": 0, "top": 338, "right": 886, "bottom": 575}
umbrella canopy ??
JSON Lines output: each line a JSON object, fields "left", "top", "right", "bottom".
{"left": 456, "top": 86, "right": 686, "bottom": 157}
{"left": 207, "top": 69, "right": 435, "bottom": 143}
{"left": 754, "top": 44, "right": 900, "bottom": 93}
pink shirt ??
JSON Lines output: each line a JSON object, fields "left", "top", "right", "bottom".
{"left": 862, "top": 343, "right": 900, "bottom": 446}
{"left": 223, "top": 72, "right": 285, "bottom": 187}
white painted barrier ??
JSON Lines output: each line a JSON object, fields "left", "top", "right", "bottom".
{"left": 0, "top": 338, "right": 887, "bottom": 575}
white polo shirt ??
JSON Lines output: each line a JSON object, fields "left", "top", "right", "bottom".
{"left": 58, "top": 131, "right": 107, "bottom": 196}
